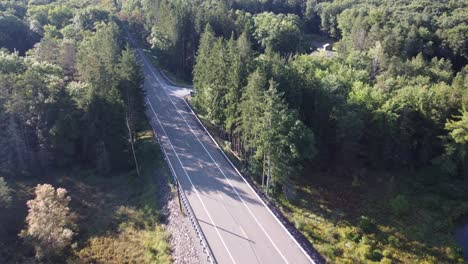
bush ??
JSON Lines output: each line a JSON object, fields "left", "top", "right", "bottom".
{"left": 20, "top": 184, "right": 75, "bottom": 260}
{"left": 381, "top": 257, "right": 392, "bottom": 264}
{"left": 76, "top": 226, "right": 171, "bottom": 264}
{"left": 359, "top": 216, "right": 376, "bottom": 233}
{"left": 322, "top": 244, "right": 341, "bottom": 259}
{"left": 370, "top": 249, "right": 383, "bottom": 261}
{"left": 387, "top": 235, "right": 401, "bottom": 247}
{"left": 341, "top": 226, "right": 362, "bottom": 242}
{"left": 356, "top": 243, "right": 373, "bottom": 261}
{"left": 382, "top": 249, "right": 393, "bottom": 258}
{"left": 0, "top": 177, "right": 12, "bottom": 207}
{"left": 294, "top": 215, "right": 306, "bottom": 231}
{"left": 389, "top": 195, "right": 411, "bottom": 216}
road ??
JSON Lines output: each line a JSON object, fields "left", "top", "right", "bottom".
{"left": 134, "top": 46, "right": 315, "bottom": 264}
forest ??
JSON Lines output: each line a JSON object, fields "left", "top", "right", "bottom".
{"left": 0, "top": 0, "right": 467, "bottom": 263}
{"left": 123, "top": 0, "right": 467, "bottom": 184}
{"left": 121, "top": 0, "right": 468, "bottom": 263}
{"left": 0, "top": 0, "right": 173, "bottom": 263}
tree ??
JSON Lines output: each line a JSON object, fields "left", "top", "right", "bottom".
{"left": 76, "top": 22, "right": 129, "bottom": 172}
{"left": 0, "top": 13, "right": 39, "bottom": 54}
{"left": 193, "top": 24, "right": 216, "bottom": 115}
{"left": 239, "top": 70, "right": 267, "bottom": 162}
{"left": 443, "top": 110, "right": 468, "bottom": 177}
{"left": 73, "top": 7, "right": 111, "bottom": 31}
{"left": 223, "top": 32, "right": 254, "bottom": 138}
{"left": 117, "top": 45, "right": 145, "bottom": 142}
{"left": 0, "top": 177, "right": 11, "bottom": 208}
{"left": 263, "top": 80, "right": 316, "bottom": 195}
{"left": 253, "top": 12, "right": 302, "bottom": 54}
{"left": 21, "top": 184, "right": 75, "bottom": 260}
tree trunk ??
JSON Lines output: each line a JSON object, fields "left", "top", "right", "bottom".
{"left": 266, "top": 147, "right": 271, "bottom": 196}
{"left": 262, "top": 152, "right": 265, "bottom": 188}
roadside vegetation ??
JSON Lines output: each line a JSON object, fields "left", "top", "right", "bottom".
{"left": 121, "top": 0, "right": 468, "bottom": 263}
{"left": 0, "top": 132, "right": 172, "bottom": 263}
{"left": 0, "top": 0, "right": 172, "bottom": 262}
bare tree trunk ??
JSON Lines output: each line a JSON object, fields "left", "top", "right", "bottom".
{"left": 266, "top": 147, "right": 271, "bottom": 196}
{"left": 262, "top": 152, "right": 265, "bottom": 188}
{"left": 127, "top": 115, "right": 140, "bottom": 177}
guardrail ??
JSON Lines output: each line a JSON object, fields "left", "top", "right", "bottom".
{"left": 182, "top": 98, "right": 322, "bottom": 264}
{"left": 148, "top": 117, "right": 217, "bottom": 264}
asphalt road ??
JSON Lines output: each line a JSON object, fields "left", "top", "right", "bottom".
{"left": 135, "top": 47, "right": 315, "bottom": 264}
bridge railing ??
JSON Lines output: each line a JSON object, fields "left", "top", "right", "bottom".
{"left": 148, "top": 117, "right": 217, "bottom": 264}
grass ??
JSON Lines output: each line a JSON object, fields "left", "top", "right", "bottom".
{"left": 186, "top": 98, "right": 467, "bottom": 264}
{"left": 278, "top": 169, "right": 467, "bottom": 264}
{"left": 0, "top": 130, "right": 173, "bottom": 264}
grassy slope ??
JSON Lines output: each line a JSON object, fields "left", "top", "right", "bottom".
{"left": 186, "top": 98, "right": 467, "bottom": 264}
{"left": 0, "top": 130, "right": 172, "bottom": 263}
{"left": 280, "top": 169, "right": 466, "bottom": 264}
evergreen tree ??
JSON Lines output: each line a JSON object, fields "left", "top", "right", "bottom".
{"left": 239, "top": 70, "right": 267, "bottom": 175}
{"left": 76, "top": 22, "right": 128, "bottom": 173}
{"left": 193, "top": 24, "right": 215, "bottom": 115}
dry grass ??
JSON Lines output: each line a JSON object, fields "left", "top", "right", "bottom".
{"left": 0, "top": 131, "right": 172, "bottom": 264}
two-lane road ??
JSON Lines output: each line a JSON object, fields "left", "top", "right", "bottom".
{"left": 136, "top": 47, "right": 315, "bottom": 264}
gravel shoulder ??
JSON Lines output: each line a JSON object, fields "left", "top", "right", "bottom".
{"left": 153, "top": 167, "right": 201, "bottom": 264}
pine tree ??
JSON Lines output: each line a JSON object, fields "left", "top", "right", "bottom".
{"left": 239, "top": 70, "right": 267, "bottom": 176}
{"left": 263, "top": 79, "right": 284, "bottom": 194}
{"left": 76, "top": 22, "right": 128, "bottom": 172}
{"left": 206, "top": 37, "right": 228, "bottom": 126}
{"left": 224, "top": 33, "right": 253, "bottom": 136}
{"left": 193, "top": 24, "right": 216, "bottom": 114}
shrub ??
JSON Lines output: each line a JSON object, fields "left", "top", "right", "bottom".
{"left": 389, "top": 195, "right": 410, "bottom": 216}
{"left": 381, "top": 257, "right": 392, "bottom": 264}
{"left": 341, "top": 226, "right": 362, "bottom": 242}
{"left": 144, "top": 226, "right": 172, "bottom": 264}
{"left": 370, "top": 249, "right": 383, "bottom": 261}
{"left": 294, "top": 215, "right": 306, "bottom": 231}
{"left": 0, "top": 177, "right": 12, "bottom": 207}
{"left": 356, "top": 243, "right": 372, "bottom": 261}
{"left": 359, "top": 216, "right": 375, "bottom": 233}
{"left": 382, "top": 249, "right": 393, "bottom": 258}
{"left": 387, "top": 235, "right": 401, "bottom": 247}
{"left": 322, "top": 244, "right": 341, "bottom": 259}
{"left": 75, "top": 226, "right": 171, "bottom": 264}
{"left": 21, "top": 184, "right": 75, "bottom": 260}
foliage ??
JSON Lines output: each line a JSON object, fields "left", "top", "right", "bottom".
{"left": 282, "top": 171, "right": 467, "bottom": 263}
{"left": 0, "top": 12, "right": 39, "bottom": 54}
{"left": 0, "top": 7, "right": 145, "bottom": 175}
{"left": 21, "top": 184, "right": 75, "bottom": 260}
{"left": 0, "top": 0, "right": 171, "bottom": 262}
{"left": 253, "top": 12, "right": 302, "bottom": 54}
{"left": 389, "top": 195, "right": 411, "bottom": 216}
{"left": 0, "top": 177, "right": 11, "bottom": 207}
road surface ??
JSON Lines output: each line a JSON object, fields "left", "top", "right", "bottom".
{"left": 135, "top": 47, "right": 315, "bottom": 264}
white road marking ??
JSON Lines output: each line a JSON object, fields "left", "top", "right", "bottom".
{"left": 146, "top": 95, "right": 237, "bottom": 264}
{"left": 183, "top": 99, "right": 316, "bottom": 264}
{"left": 138, "top": 49, "right": 291, "bottom": 264}
{"left": 239, "top": 225, "right": 248, "bottom": 239}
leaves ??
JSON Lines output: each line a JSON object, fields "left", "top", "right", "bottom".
{"left": 21, "top": 184, "right": 75, "bottom": 259}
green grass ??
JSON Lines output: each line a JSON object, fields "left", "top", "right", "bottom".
{"left": 278, "top": 169, "right": 467, "bottom": 264}
{"left": 0, "top": 130, "right": 173, "bottom": 264}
